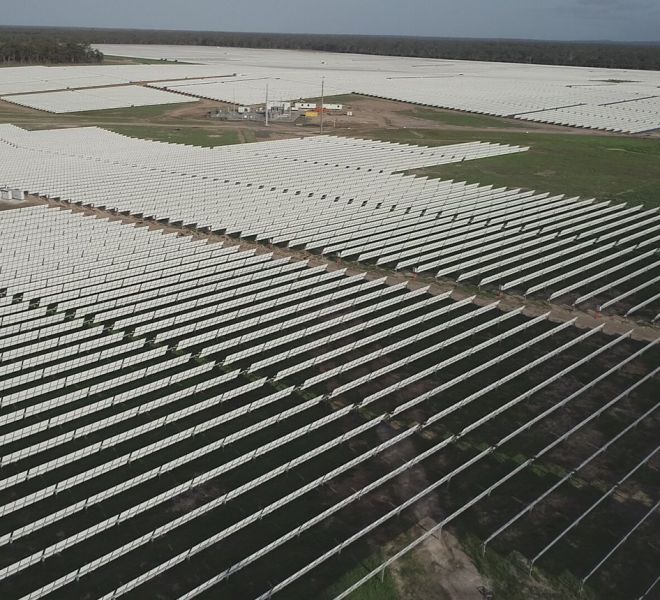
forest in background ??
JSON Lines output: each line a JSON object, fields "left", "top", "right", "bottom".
{"left": 0, "top": 31, "right": 102, "bottom": 64}
{"left": 1, "top": 27, "right": 659, "bottom": 70}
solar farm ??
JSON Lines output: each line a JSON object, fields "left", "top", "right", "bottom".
{"left": 1, "top": 46, "right": 659, "bottom": 132}
{"left": 1, "top": 126, "right": 658, "bottom": 318}
{"left": 0, "top": 43, "right": 659, "bottom": 600}
{"left": 109, "top": 44, "right": 660, "bottom": 134}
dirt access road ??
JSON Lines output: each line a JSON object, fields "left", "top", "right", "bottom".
{"left": 4, "top": 93, "right": 658, "bottom": 141}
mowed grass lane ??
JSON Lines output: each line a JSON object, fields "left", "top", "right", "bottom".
{"left": 366, "top": 127, "right": 660, "bottom": 209}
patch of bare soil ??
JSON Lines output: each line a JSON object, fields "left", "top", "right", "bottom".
{"left": 0, "top": 98, "right": 43, "bottom": 115}
{"left": 0, "top": 196, "right": 42, "bottom": 211}
{"left": 389, "top": 519, "right": 486, "bottom": 600}
{"left": 162, "top": 99, "right": 229, "bottom": 120}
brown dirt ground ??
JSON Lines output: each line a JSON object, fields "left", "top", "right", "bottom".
{"left": 389, "top": 519, "right": 486, "bottom": 600}
{"left": 0, "top": 195, "right": 43, "bottom": 211}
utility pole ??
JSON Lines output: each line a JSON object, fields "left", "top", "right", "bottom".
{"left": 265, "top": 82, "right": 269, "bottom": 127}
{"left": 320, "top": 76, "right": 325, "bottom": 135}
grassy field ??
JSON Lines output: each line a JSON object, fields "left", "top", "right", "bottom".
{"left": 0, "top": 97, "right": 277, "bottom": 147}
{"left": 363, "top": 127, "right": 660, "bottom": 208}
{"left": 401, "top": 107, "right": 530, "bottom": 129}
{"left": 108, "top": 125, "right": 245, "bottom": 146}
{"left": 303, "top": 93, "right": 366, "bottom": 105}
{"left": 0, "top": 98, "right": 205, "bottom": 125}
{"left": 71, "top": 102, "right": 202, "bottom": 120}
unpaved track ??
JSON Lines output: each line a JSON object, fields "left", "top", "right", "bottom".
{"left": 4, "top": 93, "right": 657, "bottom": 141}
{"left": 33, "top": 196, "right": 659, "bottom": 342}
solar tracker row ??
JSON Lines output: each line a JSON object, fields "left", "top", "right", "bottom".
{"left": 0, "top": 205, "right": 657, "bottom": 600}
{"left": 1, "top": 125, "right": 657, "bottom": 318}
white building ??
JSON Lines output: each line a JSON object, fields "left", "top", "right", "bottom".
{"left": 0, "top": 187, "right": 24, "bottom": 201}
{"left": 267, "top": 101, "right": 291, "bottom": 111}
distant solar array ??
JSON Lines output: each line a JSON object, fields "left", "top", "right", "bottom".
{"left": 0, "top": 205, "right": 657, "bottom": 599}
{"left": 514, "top": 97, "right": 660, "bottom": 132}
{"left": 1, "top": 125, "right": 658, "bottom": 318}
{"left": 100, "top": 43, "right": 660, "bottom": 134}
{"left": 150, "top": 75, "right": 325, "bottom": 107}
{"left": 0, "top": 64, "right": 233, "bottom": 96}
{"left": 150, "top": 71, "right": 660, "bottom": 133}
{"left": 1, "top": 49, "right": 658, "bottom": 131}
{"left": 2, "top": 86, "right": 196, "bottom": 114}
{"left": 0, "top": 64, "right": 238, "bottom": 113}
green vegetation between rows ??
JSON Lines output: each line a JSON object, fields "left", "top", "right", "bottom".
{"left": 461, "top": 535, "right": 594, "bottom": 600}
{"left": 320, "top": 552, "right": 399, "bottom": 600}
{"left": 401, "top": 107, "right": 529, "bottom": 129}
{"left": 365, "top": 127, "right": 660, "bottom": 208}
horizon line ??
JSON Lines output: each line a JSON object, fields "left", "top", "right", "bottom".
{"left": 1, "top": 24, "right": 659, "bottom": 46}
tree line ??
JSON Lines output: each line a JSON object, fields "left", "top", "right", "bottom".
{"left": 1, "top": 26, "right": 659, "bottom": 71}
{"left": 0, "top": 32, "right": 103, "bottom": 65}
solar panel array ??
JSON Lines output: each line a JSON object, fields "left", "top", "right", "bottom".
{"left": 0, "top": 64, "right": 234, "bottom": 96}
{"left": 515, "top": 96, "right": 660, "bottom": 132}
{"left": 1, "top": 125, "right": 658, "bottom": 318}
{"left": 150, "top": 75, "right": 326, "bottom": 107}
{"left": 1, "top": 49, "right": 658, "bottom": 131}
{"left": 99, "top": 43, "right": 660, "bottom": 134}
{"left": 0, "top": 205, "right": 658, "bottom": 600}
{"left": 149, "top": 71, "right": 660, "bottom": 134}
{"left": 2, "top": 86, "right": 197, "bottom": 114}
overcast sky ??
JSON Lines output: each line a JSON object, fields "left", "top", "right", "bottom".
{"left": 2, "top": 0, "right": 659, "bottom": 42}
